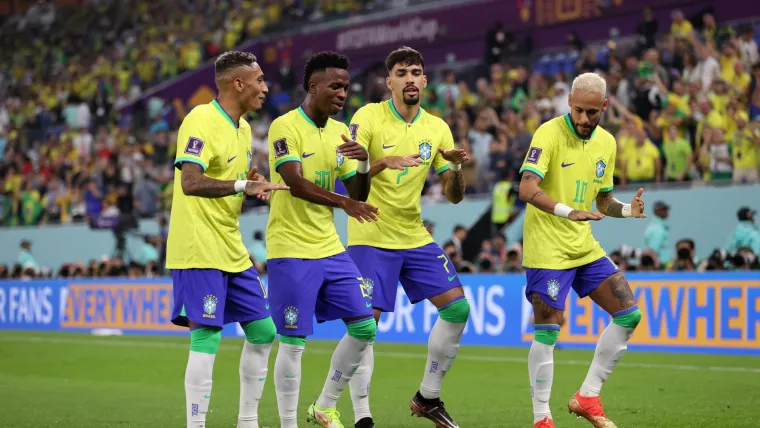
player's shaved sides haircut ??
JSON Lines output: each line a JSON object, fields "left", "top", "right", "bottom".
{"left": 302, "top": 51, "right": 350, "bottom": 91}
{"left": 214, "top": 51, "right": 257, "bottom": 84}
{"left": 385, "top": 46, "right": 425, "bottom": 72}
{"left": 571, "top": 72, "right": 607, "bottom": 99}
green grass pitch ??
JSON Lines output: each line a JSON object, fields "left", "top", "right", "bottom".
{"left": 1, "top": 331, "right": 759, "bottom": 427}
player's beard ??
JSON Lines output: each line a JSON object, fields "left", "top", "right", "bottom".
{"left": 571, "top": 117, "right": 598, "bottom": 140}
{"left": 403, "top": 86, "right": 420, "bottom": 106}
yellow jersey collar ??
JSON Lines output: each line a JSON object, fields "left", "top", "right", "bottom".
{"left": 388, "top": 99, "right": 422, "bottom": 124}
{"left": 563, "top": 113, "right": 596, "bottom": 141}
{"left": 211, "top": 99, "right": 238, "bottom": 129}
{"left": 297, "top": 106, "right": 328, "bottom": 129}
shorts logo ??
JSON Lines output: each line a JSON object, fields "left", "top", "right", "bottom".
{"left": 202, "top": 295, "right": 218, "bottom": 318}
{"left": 546, "top": 279, "right": 560, "bottom": 301}
{"left": 596, "top": 159, "right": 607, "bottom": 178}
{"left": 359, "top": 277, "right": 374, "bottom": 300}
{"left": 274, "top": 138, "right": 288, "bottom": 157}
{"left": 284, "top": 306, "right": 299, "bottom": 329}
{"left": 419, "top": 140, "right": 432, "bottom": 161}
{"left": 526, "top": 147, "right": 542, "bottom": 164}
{"left": 185, "top": 137, "right": 205, "bottom": 156}
{"left": 349, "top": 124, "right": 359, "bottom": 141}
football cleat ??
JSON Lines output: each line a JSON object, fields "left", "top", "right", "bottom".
{"left": 533, "top": 416, "right": 554, "bottom": 428}
{"left": 306, "top": 402, "right": 344, "bottom": 428}
{"left": 354, "top": 417, "right": 374, "bottom": 428}
{"left": 568, "top": 391, "right": 618, "bottom": 428}
{"left": 409, "top": 391, "right": 459, "bottom": 428}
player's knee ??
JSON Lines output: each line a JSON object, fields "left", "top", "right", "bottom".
{"left": 438, "top": 298, "right": 470, "bottom": 324}
{"left": 347, "top": 317, "right": 377, "bottom": 343}
{"left": 534, "top": 325, "right": 560, "bottom": 346}
{"left": 242, "top": 317, "right": 277, "bottom": 344}
{"left": 189, "top": 326, "right": 223, "bottom": 354}
{"left": 612, "top": 306, "right": 642, "bottom": 329}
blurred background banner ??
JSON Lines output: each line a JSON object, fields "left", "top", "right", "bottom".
{"left": 2, "top": 272, "right": 758, "bottom": 355}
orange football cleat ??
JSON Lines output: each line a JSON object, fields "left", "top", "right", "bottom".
{"left": 568, "top": 391, "right": 617, "bottom": 428}
{"left": 533, "top": 416, "right": 555, "bottom": 428}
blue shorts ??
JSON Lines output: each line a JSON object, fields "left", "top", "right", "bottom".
{"left": 267, "top": 252, "right": 373, "bottom": 337}
{"left": 525, "top": 256, "right": 619, "bottom": 311}
{"left": 347, "top": 243, "right": 463, "bottom": 313}
{"left": 171, "top": 266, "right": 270, "bottom": 328}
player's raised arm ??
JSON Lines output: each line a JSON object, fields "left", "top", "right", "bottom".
{"left": 338, "top": 133, "right": 371, "bottom": 201}
{"left": 434, "top": 128, "right": 467, "bottom": 204}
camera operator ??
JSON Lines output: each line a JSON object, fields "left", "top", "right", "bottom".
{"left": 666, "top": 239, "right": 698, "bottom": 271}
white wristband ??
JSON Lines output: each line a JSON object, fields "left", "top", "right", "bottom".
{"left": 621, "top": 203, "right": 632, "bottom": 218}
{"left": 234, "top": 180, "right": 248, "bottom": 193}
{"left": 357, "top": 159, "right": 370, "bottom": 174}
{"left": 554, "top": 203, "right": 573, "bottom": 218}
{"left": 449, "top": 162, "right": 462, "bottom": 172}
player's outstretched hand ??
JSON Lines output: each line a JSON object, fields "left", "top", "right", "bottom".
{"left": 244, "top": 181, "right": 289, "bottom": 197}
{"left": 568, "top": 210, "right": 605, "bottom": 221}
{"left": 437, "top": 147, "right": 469, "bottom": 165}
{"left": 383, "top": 153, "right": 423, "bottom": 170}
{"left": 338, "top": 134, "right": 368, "bottom": 160}
{"left": 631, "top": 188, "right": 647, "bottom": 218}
{"left": 246, "top": 167, "right": 275, "bottom": 201}
{"left": 340, "top": 198, "right": 379, "bottom": 223}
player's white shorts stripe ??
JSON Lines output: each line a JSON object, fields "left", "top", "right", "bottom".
{"left": 1, "top": 335, "right": 758, "bottom": 374}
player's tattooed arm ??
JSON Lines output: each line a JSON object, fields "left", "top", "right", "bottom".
{"left": 518, "top": 171, "right": 558, "bottom": 214}
{"left": 180, "top": 163, "right": 240, "bottom": 197}
{"left": 595, "top": 191, "right": 625, "bottom": 218}
{"left": 441, "top": 169, "right": 465, "bottom": 204}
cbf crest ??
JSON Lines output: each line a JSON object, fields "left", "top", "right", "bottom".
{"left": 284, "top": 306, "right": 299, "bottom": 329}
{"left": 595, "top": 158, "right": 607, "bottom": 178}
{"left": 202, "top": 295, "right": 218, "bottom": 318}
{"left": 546, "top": 279, "right": 560, "bottom": 301}
{"left": 419, "top": 140, "right": 432, "bottom": 161}
{"left": 359, "top": 277, "right": 374, "bottom": 300}
{"left": 337, "top": 151, "right": 345, "bottom": 167}
{"left": 246, "top": 149, "right": 253, "bottom": 170}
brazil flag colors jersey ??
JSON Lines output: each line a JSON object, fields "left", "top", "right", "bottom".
{"left": 519, "top": 114, "right": 616, "bottom": 269}
{"left": 166, "top": 100, "right": 254, "bottom": 273}
{"left": 347, "top": 100, "right": 454, "bottom": 249}
{"left": 266, "top": 107, "right": 358, "bottom": 259}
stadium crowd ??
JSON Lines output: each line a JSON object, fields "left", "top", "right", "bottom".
{"left": 1, "top": 2, "right": 759, "bottom": 278}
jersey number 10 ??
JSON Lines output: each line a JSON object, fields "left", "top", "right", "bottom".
{"left": 573, "top": 180, "right": 589, "bottom": 204}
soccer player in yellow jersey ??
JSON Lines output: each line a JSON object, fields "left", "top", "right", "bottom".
{"left": 166, "top": 51, "right": 288, "bottom": 428}
{"left": 346, "top": 47, "right": 470, "bottom": 428}
{"left": 265, "top": 52, "right": 379, "bottom": 428}
{"left": 518, "top": 73, "right": 647, "bottom": 428}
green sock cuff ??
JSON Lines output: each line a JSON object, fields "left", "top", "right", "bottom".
{"left": 534, "top": 326, "right": 560, "bottom": 346}
{"left": 612, "top": 308, "right": 642, "bottom": 329}
{"left": 190, "top": 327, "right": 222, "bottom": 354}
{"left": 438, "top": 298, "right": 470, "bottom": 323}
{"left": 346, "top": 318, "right": 377, "bottom": 342}
{"left": 242, "top": 317, "right": 277, "bottom": 344}
{"left": 280, "top": 335, "right": 306, "bottom": 347}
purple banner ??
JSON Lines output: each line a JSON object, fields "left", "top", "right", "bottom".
{"left": 125, "top": 0, "right": 758, "bottom": 121}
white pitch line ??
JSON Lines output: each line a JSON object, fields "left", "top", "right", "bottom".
{"left": 2, "top": 335, "right": 759, "bottom": 374}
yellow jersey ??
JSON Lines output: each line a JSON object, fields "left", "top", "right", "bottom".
{"left": 166, "top": 100, "right": 254, "bottom": 272}
{"left": 623, "top": 139, "right": 660, "bottom": 181}
{"left": 347, "top": 100, "right": 454, "bottom": 249}
{"left": 266, "top": 107, "right": 358, "bottom": 259}
{"left": 519, "top": 114, "right": 616, "bottom": 269}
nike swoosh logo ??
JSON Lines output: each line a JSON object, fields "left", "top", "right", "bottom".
{"left": 382, "top": 144, "right": 395, "bottom": 149}
{"left": 303, "top": 152, "right": 315, "bottom": 158}
{"left": 536, "top": 379, "right": 549, "bottom": 383}
{"left": 203, "top": 394, "right": 211, "bottom": 398}
{"left": 285, "top": 375, "right": 296, "bottom": 379}
{"left": 561, "top": 162, "right": 574, "bottom": 168}
{"left": 365, "top": 302, "right": 372, "bottom": 308}
{"left": 448, "top": 275, "right": 457, "bottom": 282}
{"left": 266, "top": 304, "right": 270, "bottom": 310}
{"left": 258, "top": 376, "right": 267, "bottom": 381}
{"left": 227, "top": 156, "right": 237, "bottom": 163}
{"left": 445, "top": 355, "right": 456, "bottom": 359}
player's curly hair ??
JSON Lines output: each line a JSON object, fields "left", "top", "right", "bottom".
{"left": 385, "top": 46, "right": 424, "bottom": 72}
{"left": 302, "top": 51, "right": 350, "bottom": 92}
{"left": 214, "top": 51, "right": 257, "bottom": 77}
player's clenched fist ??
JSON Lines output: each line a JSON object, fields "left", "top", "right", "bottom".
{"left": 568, "top": 210, "right": 605, "bottom": 221}
{"left": 340, "top": 198, "right": 379, "bottom": 223}
{"left": 382, "top": 153, "right": 422, "bottom": 170}
{"left": 338, "top": 134, "right": 368, "bottom": 160}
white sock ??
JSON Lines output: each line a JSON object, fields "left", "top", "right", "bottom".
{"left": 528, "top": 341, "right": 554, "bottom": 423}
{"left": 316, "top": 333, "right": 369, "bottom": 409}
{"left": 185, "top": 351, "right": 216, "bottom": 428}
{"left": 580, "top": 322, "right": 633, "bottom": 397}
{"left": 238, "top": 341, "right": 272, "bottom": 426}
{"left": 350, "top": 343, "right": 374, "bottom": 423}
{"left": 275, "top": 342, "right": 304, "bottom": 428}
{"left": 419, "top": 317, "right": 465, "bottom": 400}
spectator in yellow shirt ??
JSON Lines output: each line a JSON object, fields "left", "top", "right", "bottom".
{"left": 662, "top": 125, "right": 694, "bottom": 181}
{"left": 621, "top": 127, "right": 662, "bottom": 184}
{"left": 670, "top": 10, "right": 693, "bottom": 39}
{"left": 732, "top": 118, "right": 760, "bottom": 183}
